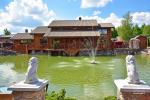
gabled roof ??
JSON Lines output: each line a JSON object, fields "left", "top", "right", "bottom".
{"left": 99, "top": 23, "right": 114, "bottom": 28}
{"left": 0, "top": 34, "right": 14, "bottom": 38}
{"left": 134, "top": 35, "right": 147, "bottom": 39}
{"left": 44, "top": 31, "right": 100, "bottom": 37}
{"left": 11, "top": 33, "right": 33, "bottom": 40}
{"left": 49, "top": 20, "right": 98, "bottom": 27}
{"left": 31, "top": 26, "right": 49, "bottom": 34}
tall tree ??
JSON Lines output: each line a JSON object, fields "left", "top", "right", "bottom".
{"left": 133, "top": 24, "right": 142, "bottom": 37}
{"left": 112, "top": 28, "right": 118, "bottom": 38}
{"left": 141, "top": 23, "right": 146, "bottom": 34}
{"left": 143, "top": 25, "right": 150, "bottom": 36}
{"left": 3, "top": 28, "right": 11, "bottom": 35}
{"left": 143, "top": 25, "right": 150, "bottom": 46}
{"left": 117, "top": 12, "right": 133, "bottom": 41}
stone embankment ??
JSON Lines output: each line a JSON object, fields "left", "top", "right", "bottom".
{"left": 141, "top": 47, "right": 150, "bottom": 55}
{"left": 0, "top": 49, "right": 16, "bottom": 55}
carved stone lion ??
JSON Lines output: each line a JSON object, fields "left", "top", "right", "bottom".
{"left": 126, "top": 51, "right": 140, "bottom": 84}
{"left": 24, "top": 57, "right": 39, "bottom": 84}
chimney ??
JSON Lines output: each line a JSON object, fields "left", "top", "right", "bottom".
{"left": 25, "top": 29, "right": 28, "bottom": 33}
{"left": 79, "top": 17, "right": 82, "bottom": 21}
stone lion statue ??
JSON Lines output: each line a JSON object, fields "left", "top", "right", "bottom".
{"left": 126, "top": 51, "right": 140, "bottom": 84}
{"left": 24, "top": 57, "right": 39, "bottom": 84}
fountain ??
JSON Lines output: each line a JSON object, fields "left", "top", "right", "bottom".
{"left": 84, "top": 37, "right": 101, "bottom": 64}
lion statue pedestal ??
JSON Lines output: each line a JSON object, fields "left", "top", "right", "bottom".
{"left": 8, "top": 57, "right": 48, "bottom": 100}
{"left": 114, "top": 52, "right": 150, "bottom": 100}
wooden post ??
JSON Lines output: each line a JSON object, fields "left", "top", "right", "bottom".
{"left": 26, "top": 44, "right": 28, "bottom": 54}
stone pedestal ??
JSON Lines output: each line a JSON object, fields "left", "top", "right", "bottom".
{"left": 8, "top": 79, "right": 48, "bottom": 100}
{"left": 114, "top": 79, "right": 150, "bottom": 100}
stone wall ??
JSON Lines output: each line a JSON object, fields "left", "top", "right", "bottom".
{"left": 115, "top": 80, "right": 150, "bottom": 100}
{"left": 114, "top": 48, "right": 141, "bottom": 55}
{"left": 0, "top": 93, "right": 13, "bottom": 100}
{"left": 12, "top": 88, "right": 45, "bottom": 100}
{"left": 118, "top": 91, "right": 150, "bottom": 100}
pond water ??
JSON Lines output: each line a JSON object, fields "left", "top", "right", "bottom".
{"left": 0, "top": 55, "right": 150, "bottom": 100}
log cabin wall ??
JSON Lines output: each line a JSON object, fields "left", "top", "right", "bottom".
{"left": 0, "top": 35, "right": 13, "bottom": 50}
{"left": 47, "top": 28, "right": 113, "bottom": 51}
{"left": 47, "top": 38, "right": 52, "bottom": 49}
{"left": 12, "top": 34, "right": 49, "bottom": 53}
{"left": 32, "top": 34, "right": 44, "bottom": 50}
{"left": 50, "top": 37, "right": 98, "bottom": 49}
{"left": 106, "top": 28, "right": 113, "bottom": 50}
{"left": 135, "top": 35, "right": 147, "bottom": 49}
{"left": 28, "top": 34, "right": 50, "bottom": 52}
{"left": 97, "top": 28, "right": 113, "bottom": 50}
{"left": 49, "top": 37, "right": 93, "bottom": 55}
{"left": 12, "top": 40, "right": 33, "bottom": 53}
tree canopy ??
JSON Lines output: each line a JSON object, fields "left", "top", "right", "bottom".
{"left": 117, "top": 12, "right": 133, "bottom": 41}
{"left": 114, "top": 12, "right": 150, "bottom": 46}
{"left": 132, "top": 24, "right": 142, "bottom": 37}
{"left": 143, "top": 25, "right": 150, "bottom": 36}
{"left": 3, "top": 28, "right": 11, "bottom": 35}
{"left": 111, "top": 28, "right": 118, "bottom": 38}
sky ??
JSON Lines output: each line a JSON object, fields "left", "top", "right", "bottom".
{"left": 0, "top": 0, "right": 150, "bottom": 34}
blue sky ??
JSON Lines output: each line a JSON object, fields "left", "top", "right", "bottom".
{"left": 0, "top": 0, "right": 150, "bottom": 34}
{"left": 44, "top": 0, "right": 150, "bottom": 18}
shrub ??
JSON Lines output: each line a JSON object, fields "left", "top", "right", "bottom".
{"left": 46, "top": 89, "right": 76, "bottom": 100}
{"left": 104, "top": 96, "right": 117, "bottom": 100}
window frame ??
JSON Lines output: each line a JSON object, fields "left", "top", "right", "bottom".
{"left": 99, "top": 28, "right": 108, "bottom": 35}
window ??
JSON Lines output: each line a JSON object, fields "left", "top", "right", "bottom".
{"left": 20, "top": 40, "right": 32, "bottom": 44}
{"left": 53, "top": 39, "right": 60, "bottom": 49}
{"left": 40, "top": 38, "right": 48, "bottom": 44}
{"left": 99, "top": 29, "right": 107, "bottom": 34}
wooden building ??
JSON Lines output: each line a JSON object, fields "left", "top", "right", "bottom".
{"left": 11, "top": 19, "right": 114, "bottom": 55}
{"left": 0, "top": 35, "right": 14, "bottom": 50}
{"left": 11, "top": 33, "right": 34, "bottom": 53}
{"left": 129, "top": 35, "right": 147, "bottom": 50}
{"left": 134, "top": 35, "right": 147, "bottom": 49}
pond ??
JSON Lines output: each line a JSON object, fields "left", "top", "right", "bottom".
{"left": 0, "top": 55, "right": 150, "bottom": 100}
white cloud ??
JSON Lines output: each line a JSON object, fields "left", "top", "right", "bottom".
{"left": 103, "top": 13, "right": 122, "bottom": 27}
{"left": 131, "top": 12, "right": 150, "bottom": 26}
{"left": 0, "top": 0, "right": 56, "bottom": 34}
{"left": 93, "top": 10, "right": 101, "bottom": 16}
{"left": 77, "top": 13, "right": 122, "bottom": 27}
{"left": 77, "top": 12, "right": 150, "bottom": 27}
{"left": 81, "top": 0, "right": 112, "bottom": 8}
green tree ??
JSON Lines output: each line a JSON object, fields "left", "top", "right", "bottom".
{"left": 117, "top": 12, "right": 133, "bottom": 41}
{"left": 143, "top": 25, "right": 150, "bottom": 46}
{"left": 143, "top": 25, "right": 150, "bottom": 36}
{"left": 3, "top": 28, "right": 11, "bottom": 35}
{"left": 141, "top": 23, "right": 146, "bottom": 33}
{"left": 112, "top": 28, "right": 118, "bottom": 38}
{"left": 133, "top": 24, "right": 142, "bottom": 37}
